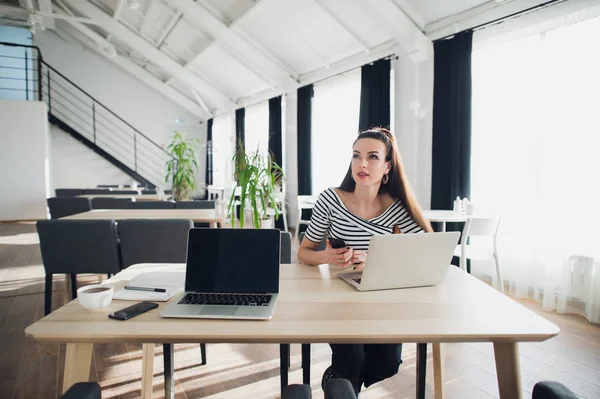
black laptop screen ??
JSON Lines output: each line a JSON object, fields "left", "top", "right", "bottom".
{"left": 185, "top": 228, "right": 281, "bottom": 294}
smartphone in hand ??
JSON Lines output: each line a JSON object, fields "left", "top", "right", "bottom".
{"left": 328, "top": 237, "right": 347, "bottom": 249}
{"left": 108, "top": 301, "right": 158, "bottom": 321}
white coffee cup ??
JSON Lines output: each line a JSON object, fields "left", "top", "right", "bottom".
{"left": 77, "top": 284, "right": 114, "bottom": 310}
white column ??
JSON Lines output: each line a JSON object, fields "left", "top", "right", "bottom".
{"left": 392, "top": 44, "right": 434, "bottom": 209}
{"left": 284, "top": 91, "right": 299, "bottom": 227}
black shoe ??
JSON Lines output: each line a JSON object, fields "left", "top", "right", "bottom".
{"left": 321, "top": 365, "right": 337, "bottom": 391}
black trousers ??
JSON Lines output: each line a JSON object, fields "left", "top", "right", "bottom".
{"left": 329, "top": 343, "right": 403, "bottom": 393}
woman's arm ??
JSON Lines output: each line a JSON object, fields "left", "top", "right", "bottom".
{"left": 298, "top": 238, "right": 353, "bottom": 267}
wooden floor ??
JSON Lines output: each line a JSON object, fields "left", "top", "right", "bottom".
{"left": 1, "top": 222, "right": 599, "bottom": 399}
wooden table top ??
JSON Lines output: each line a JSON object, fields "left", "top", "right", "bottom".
{"left": 25, "top": 263, "right": 559, "bottom": 345}
{"left": 61, "top": 209, "right": 223, "bottom": 223}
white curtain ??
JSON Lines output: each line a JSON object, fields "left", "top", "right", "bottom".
{"left": 245, "top": 101, "right": 269, "bottom": 155}
{"left": 471, "top": 15, "right": 600, "bottom": 323}
{"left": 311, "top": 68, "right": 361, "bottom": 195}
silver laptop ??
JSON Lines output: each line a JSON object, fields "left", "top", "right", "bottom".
{"left": 338, "top": 232, "right": 460, "bottom": 291}
{"left": 161, "top": 228, "right": 281, "bottom": 320}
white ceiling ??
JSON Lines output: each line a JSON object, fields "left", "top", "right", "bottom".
{"left": 0, "top": 0, "right": 552, "bottom": 119}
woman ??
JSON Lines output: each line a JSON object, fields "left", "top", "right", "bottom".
{"left": 298, "top": 127, "right": 432, "bottom": 394}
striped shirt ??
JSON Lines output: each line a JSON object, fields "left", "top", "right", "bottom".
{"left": 304, "top": 188, "right": 424, "bottom": 251}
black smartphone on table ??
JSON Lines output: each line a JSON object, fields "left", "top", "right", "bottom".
{"left": 108, "top": 301, "right": 158, "bottom": 321}
{"left": 328, "top": 237, "right": 347, "bottom": 249}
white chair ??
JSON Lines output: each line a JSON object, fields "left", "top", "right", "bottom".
{"left": 273, "top": 191, "right": 288, "bottom": 232}
{"left": 454, "top": 217, "right": 505, "bottom": 293}
{"left": 295, "top": 195, "right": 317, "bottom": 241}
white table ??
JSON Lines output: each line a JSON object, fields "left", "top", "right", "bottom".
{"left": 423, "top": 210, "right": 468, "bottom": 232}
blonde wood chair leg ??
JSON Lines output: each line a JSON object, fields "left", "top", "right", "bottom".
{"left": 141, "top": 344, "right": 155, "bottom": 399}
{"left": 62, "top": 343, "right": 93, "bottom": 394}
{"left": 494, "top": 342, "right": 522, "bottom": 399}
{"left": 64, "top": 274, "right": 72, "bottom": 304}
{"left": 209, "top": 221, "right": 217, "bottom": 228}
{"left": 433, "top": 343, "right": 444, "bottom": 399}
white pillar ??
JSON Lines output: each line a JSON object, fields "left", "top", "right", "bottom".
{"left": 284, "top": 91, "right": 299, "bottom": 227}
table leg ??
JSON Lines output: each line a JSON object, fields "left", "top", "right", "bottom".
{"left": 494, "top": 342, "right": 522, "bottom": 399}
{"left": 433, "top": 343, "right": 444, "bottom": 399}
{"left": 62, "top": 343, "right": 93, "bottom": 394}
{"left": 209, "top": 221, "right": 217, "bottom": 228}
{"left": 64, "top": 274, "right": 72, "bottom": 304}
{"left": 280, "top": 344, "right": 289, "bottom": 395}
{"left": 440, "top": 221, "right": 447, "bottom": 232}
{"left": 302, "top": 344, "right": 311, "bottom": 384}
{"left": 416, "top": 343, "right": 427, "bottom": 399}
{"left": 163, "top": 344, "right": 174, "bottom": 399}
{"left": 141, "top": 344, "right": 155, "bottom": 399}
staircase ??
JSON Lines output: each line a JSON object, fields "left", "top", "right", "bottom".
{"left": 0, "top": 41, "right": 172, "bottom": 188}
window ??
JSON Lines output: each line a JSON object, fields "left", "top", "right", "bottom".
{"left": 311, "top": 68, "right": 361, "bottom": 194}
{"left": 244, "top": 101, "right": 269, "bottom": 155}
{"left": 211, "top": 114, "right": 232, "bottom": 187}
{"left": 471, "top": 14, "right": 600, "bottom": 321}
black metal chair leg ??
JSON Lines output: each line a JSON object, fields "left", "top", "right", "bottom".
{"left": 301, "top": 344, "right": 311, "bottom": 384}
{"left": 45, "top": 274, "right": 53, "bottom": 316}
{"left": 416, "top": 343, "right": 427, "bottom": 399}
{"left": 200, "top": 343, "right": 207, "bottom": 365}
{"left": 70, "top": 274, "right": 77, "bottom": 299}
{"left": 163, "top": 344, "right": 174, "bottom": 399}
{"left": 280, "top": 343, "right": 289, "bottom": 395}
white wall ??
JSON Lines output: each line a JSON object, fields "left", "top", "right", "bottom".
{"left": 0, "top": 100, "right": 50, "bottom": 221}
{"left": 34, "top": 31, "right": 207, "bottom": 192}
{"left": 48, "top": 125, "right": 131, "bottom": 192}
{"left": 393, "top": 46, "right": 435, "bottom": 209}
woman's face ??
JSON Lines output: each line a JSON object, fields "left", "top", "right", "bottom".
{"left": 351, "top": 138, "right": 391, "bottom": 187}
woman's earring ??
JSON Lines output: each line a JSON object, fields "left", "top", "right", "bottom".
{"left": 382, "top": 174, "right": 389, "bottom": 184}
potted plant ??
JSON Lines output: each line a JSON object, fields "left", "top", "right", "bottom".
{"left": 165, "top": 131, "right": 200, "bottom": 201}
{"left": 228, "top": 143, "right": 284, "bottom": 228}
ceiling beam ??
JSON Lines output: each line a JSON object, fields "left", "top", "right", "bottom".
{"left": 62, "top": 0, "right": 236, "bottom": 112}
{"left": 189, "top": 87, "right": 212, "bottom": 117}
{"left": 113, "top": 0, "right": 125, "bottom": 20}
{"left": 139, "top": 0, "right": 158, "bottom": 37}
{"left": 56, "top": 21, "right": 211, "bottom": 120}
{"left": 313, "top": 0, "right": 370, "bottom": 54}
{"left": 37, "top": 0, "right": 56, "bottom": 30}
{"left": 170, "top": 0, "right": 299, "bottom": 91}
{"left": 363, "top": 0, "right": 430, "bottom": 62}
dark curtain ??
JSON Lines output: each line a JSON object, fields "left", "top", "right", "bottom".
{"left": 205, "top": 118, "right": 213, "bottom": 190}
{"left": 297, "top": 85, "right": 313, "bottom": 195}
{"left": 431, "top": 30, "right": 473, "bottom": 211}
{"left": 358, "top": 58, "right": 391, "bottom": 132}
{"left": 235, "top": 108, "right": 245, "bottom": 153}
{"left": 268, "top": 96, "right": 283, "bottom": 168}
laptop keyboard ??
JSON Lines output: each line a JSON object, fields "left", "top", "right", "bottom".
{"left": 353, "top": 278, "right": 362, "bottom": 284}
{"left": 178, "top": 293, "right": 272, "bottom": 306}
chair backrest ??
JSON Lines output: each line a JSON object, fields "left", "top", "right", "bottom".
{"left": 175, "top": 200, "right": 216, "bottom": 209}
{"left": 55, "top": 188, "right": 84, "bottom": 197}
{"left": 117, "top": 219, "right": 193, "bottom": 268}
{"left": 98, "top": 184, "right": 119, "bottom": 188}
{"left": 36, "top": 220, "right": 121, "bottom": 274}
{"left": 91, "top": 197, "right": 134, "bottom": 209}
{"left": 299, "top": 232, "right": 327, "bottom": 251}
{"left": 280, "top": 231, "right": 292, "bottom": 263}
{"left": 110, "top": 190, "right": 139, "bottom": 195}
{"left": 129, "top": 201, "right": 175, "bottom": 209}
{"left": 47, "top": 197, "right": 92, "bottom": 219}
{"left": 142, "top": 189, "right": 157, "bottom": 194}
{"left": 463, "top": 217, "right": 501, "bottom": 238}
{"left": 83, "top": 189, "right": 113, "bottom": 195}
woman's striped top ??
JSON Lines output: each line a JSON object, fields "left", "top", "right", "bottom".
{"left": 304, "top": 187, "right": 424, "bottom": 251}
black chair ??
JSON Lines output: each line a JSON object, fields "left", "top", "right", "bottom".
{"left": 36, "top": 220, "right": 122, "bottom": 315}
{"left": 141, "top": 189, "right": 157, "bottom": 194}
{"left": 97, "top": 184, "right": 119, "bottom": 188}
{"left": 299, "top": 232, "right": 326, "bottom": 251}
{"left": 129, "top": 201, "right": 175, "bottom": 209}
{"left": 116, "top": 219, "right": 193, "bottom": 268}
{"left": 91, "top": 197, "right": 134, "bottom": 209}
{"left": 175, "top": 200, "right": 216, "bottom": 209}
{"left": 55, "top": 188, "right": 85, "bottom": 197}
{"left": 110, "top": 190, "right": 139, "bottom": 195}
{"left": 83, "top": 189, "right": 113, "bottom": 195}
{"left": 283, "top": 379, "right": 579, "bottom": 399}
{"left": 60, "top": 382, "right": 101, "bottom": 399}
{"left": 281, "top": 231, "right": 292, "bottom": 263}
{"left": 47, "top": 197, "right": 92, "bottom": 219}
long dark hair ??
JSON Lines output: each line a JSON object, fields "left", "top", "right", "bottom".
{"left": 339, "top": 128, "right": 433, "bottom": 232}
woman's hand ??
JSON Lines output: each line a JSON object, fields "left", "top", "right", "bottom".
{"left": 325, "top": 241, "right": 353, "bottom": 268}
{"left": 351, "top": 250, "right": 367, "bottom": 271}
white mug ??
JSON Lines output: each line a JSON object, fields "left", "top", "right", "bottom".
{"left": 77, "top": 284, "right": 114, "bottom": 310}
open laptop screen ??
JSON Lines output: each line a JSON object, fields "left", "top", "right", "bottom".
{"left": 185, "top": 228, "right": 281, "bottom": 294}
